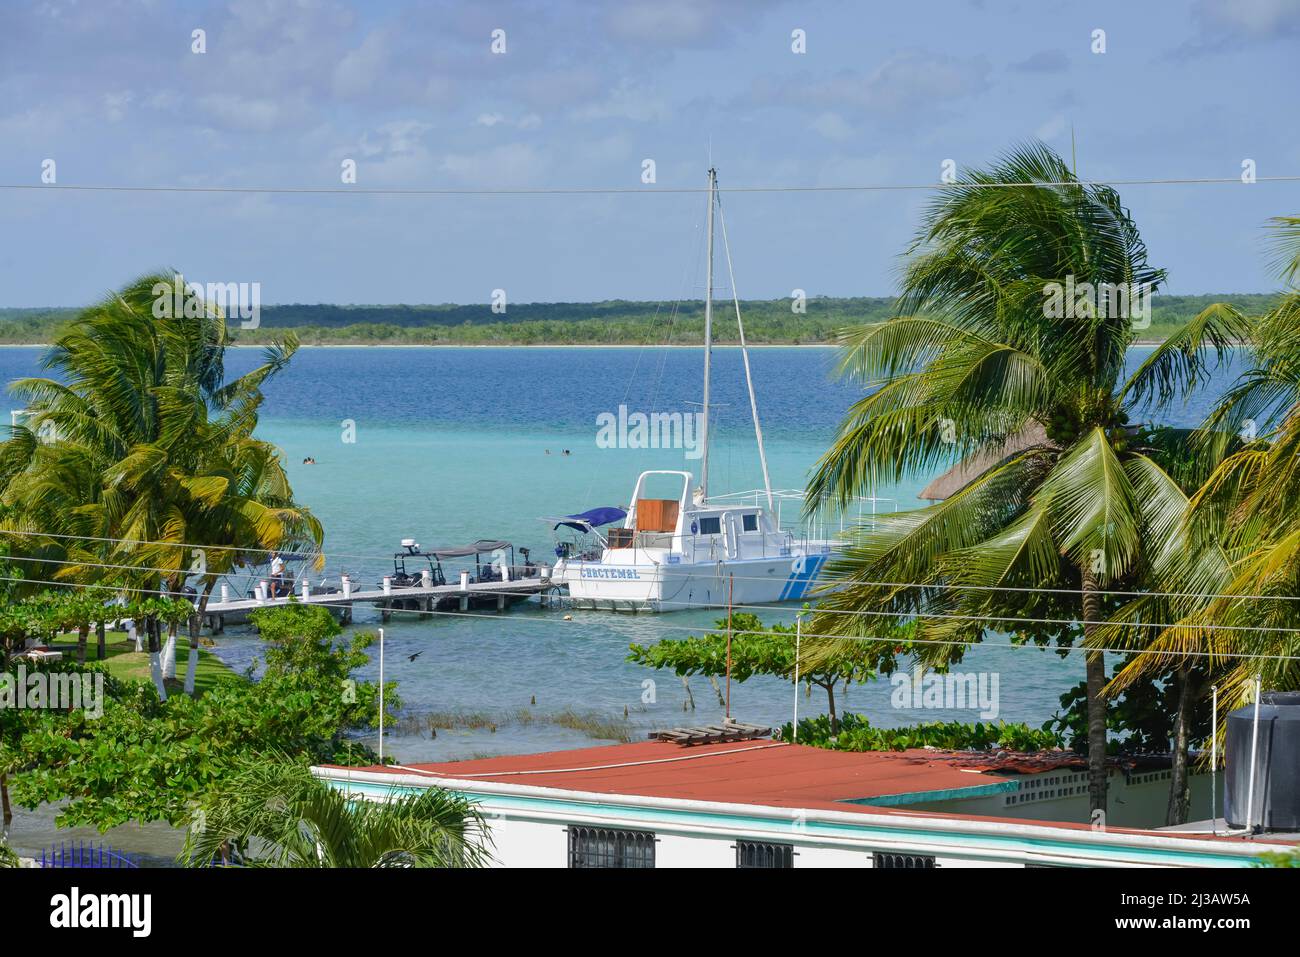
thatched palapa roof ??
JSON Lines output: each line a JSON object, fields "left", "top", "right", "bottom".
{"left": 918, "top": 421, "right": 1051, "bottom": 501}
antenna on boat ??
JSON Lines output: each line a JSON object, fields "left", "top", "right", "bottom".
{"left": 717, "top": 185, "right": 774, "bottom": 512}
{"left": 699, "top": 167, "right": 717, "bottom": 503}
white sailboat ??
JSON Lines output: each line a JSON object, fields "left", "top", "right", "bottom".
{"left": 551, "top": 168, "right": 892, "bottom": 612}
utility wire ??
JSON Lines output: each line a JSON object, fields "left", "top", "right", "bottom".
{"left": 4, "top": 528, "right": 1300, "bottom": 608}
{"left": 8, "top": 572, "right": 1300, "bottom": 662}
{"left": 3, "top": 176, "right": 1299, "bottom": 197}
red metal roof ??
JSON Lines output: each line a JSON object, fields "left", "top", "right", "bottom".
{"left": 327, "top": 741, "right": 1299, "bottom": 844}
{"left": 339, "top": 740, "right": 1012, "bottom": 812}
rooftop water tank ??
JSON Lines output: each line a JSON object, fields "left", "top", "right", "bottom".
{"left": 1224, "top": 690, "right": 1300, "bottom": 832}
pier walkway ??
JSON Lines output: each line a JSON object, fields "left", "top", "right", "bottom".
{"left": 202, "top": 575, "right": 559, "bottom": 631}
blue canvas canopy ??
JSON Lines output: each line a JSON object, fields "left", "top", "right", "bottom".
{"left": 553, "top": 507, "right": 626, "bottom": 532}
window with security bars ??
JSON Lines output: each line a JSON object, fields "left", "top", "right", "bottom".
{"left": 735, "top": 840, "right": 794, "bottom": 868}
{"left": 567, "top": 826, "right": 656, "bottom": 868}
{"left": 873, "top": 852, "right": 937, "bottom": 869}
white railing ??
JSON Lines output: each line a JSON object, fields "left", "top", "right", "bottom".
{"left": 707, "top": 487, "right": 899, "bottom": 542}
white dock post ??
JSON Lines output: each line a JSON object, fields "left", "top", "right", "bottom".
{"left": 459, "top": 569, "right": 469, "bottom": 590}
{"left": 341, "top": 575, "right": 352, "bottom": 599}
{"left": 421, "top": 568, "right": 432, "bottom": 587}
{"left": 382, "top": 576, "right": 392, "bottom": 596}
{"left": 256, "top": 580, "right": 267, "bottom": 602}
{"left": 301, "top": 577, "right": 310, "bottom": 600}
{"left": 459, "top": 569, "right": 470, "bottom": 611}
{"left": 501, "top": 563, "right": 511, "bottom": 582}
{"left": 220, "top": 583, "right": 230, "bottom": 604}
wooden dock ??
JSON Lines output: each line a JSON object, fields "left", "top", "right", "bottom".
{"left": 202, "top": 575, "right": 559, "bottom": 632}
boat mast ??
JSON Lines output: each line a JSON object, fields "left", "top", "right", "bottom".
{"left": 717, "top": 189, "right": 774, "bottom": 512}
{"left": 699, "top": 167, "right": 716, "bottom": 503}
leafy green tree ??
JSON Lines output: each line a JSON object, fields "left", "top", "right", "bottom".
{"left": 805, "top": 142, "right": 1246, "bottom": 817}
{"left": 781, "top": 712, "right": 1063, "bottom": 752}
{"left": 1091, "top": 216, "right": 1300, "bottom": 821}
{"left": 0, "top": 272, "right": 323, "bottom": 694}
{"left": 629, "top": 612, "right": 880, "bottom": 732}
{"left": 179, "top": 761, "right": 489, "bottom": 868}
{"left": 8, "top": 604, "right": 386, "bottom": 830}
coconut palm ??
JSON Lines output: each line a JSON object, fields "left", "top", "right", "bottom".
{"left": 179, "top": 761, "right": 491, "bottom": 868}
{"left": 0, "top": 273, "right": 323, "bottom": 693}
{"left": 805, "top": 143, "right": 1247, "bottom": 816}
{"left": 1098, "top": 217, "right": 1300, "bottom": 747}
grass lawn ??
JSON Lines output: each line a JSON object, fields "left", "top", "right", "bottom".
{"left": 47, "top": 630, "right": 240, "bottom": 696}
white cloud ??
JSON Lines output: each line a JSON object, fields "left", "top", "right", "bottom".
{"left": 1035, "top": 114, "right": 1067, "bottom": 141}
{"left": 439, "top": 142, "right": 545, "bottom": 185}
{"left": 572, "top": 80, "right": 669, "bottom": 123}
{"left": 333, "top": 29, "right": 391, "bottom": 97}
{"left": 810, "top": 112, "right": 854, "bottom": 141}
{"left": 475, "top": 112, "right": 543, "bottom": 130}
{"left": 199, "top": 94, "right": 283, "bottom": 132}
{"left": 745, "top": 52, "right": 991, "bottom": 119}
{"left": 103, "top": 91, "right": 132, "bottom": 122}
{"left": 1195, "top": 0, "right": 1300, "bottom": 35}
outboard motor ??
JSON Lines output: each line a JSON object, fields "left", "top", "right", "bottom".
{"left": 1224, "top": 690, "right": 1300, "bottom": 832}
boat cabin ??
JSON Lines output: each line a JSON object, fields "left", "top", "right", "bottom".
{"left": 612, "top": 470, "right": 790, "bottom": 562}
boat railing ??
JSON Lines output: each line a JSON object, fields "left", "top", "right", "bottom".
{"left": 708, "top": 487, "right": 899, "bottom": 541}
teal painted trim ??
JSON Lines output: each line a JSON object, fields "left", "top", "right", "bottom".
{"left": 322, "top": 776, "right": 1266, "bottom": 867}
{"left": 846, "top": 780, "right": 1019, "bottom": 806}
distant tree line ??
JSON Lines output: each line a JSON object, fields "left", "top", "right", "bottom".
{"left": 0, "top": 293, "right": 1280, "bottom": 346}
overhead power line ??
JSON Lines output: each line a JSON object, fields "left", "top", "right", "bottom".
{"left": 7, "top": 572, "right": 1300, "bottom": 663}
{"left": 1, "top": 175, "right": 1298, "bottom": 198}
{"left": 4, "top": 527, "right": 1300, "bottom": 608}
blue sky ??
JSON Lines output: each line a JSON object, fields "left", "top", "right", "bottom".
{"left": 1, "top": 0, "right": 1297, "bottom": 306}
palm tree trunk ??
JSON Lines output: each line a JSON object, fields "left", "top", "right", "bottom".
{"left": 1, "top": 772, "right": 12, "bottom": 826}
{"left": 95, "top": 619, "right": 106, "bottom": 661}
{"left": 1166, "top": 665, "right": 1193, "bottom": 826}
{"left": 76, "top": 623, "right": 89, "bottom": 665}
{"left": 184, "top": 579, "right": 217, "bottom": 695}
{"left": 162, "top": 622, "right": 178, "bottom": 680}
{"left": 1081, "top": 570, "right": 1109, "bottom": 819}
{"left": 147, "top": 617, "right": 167, "bottom": 701}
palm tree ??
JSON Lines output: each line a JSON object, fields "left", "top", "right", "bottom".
{"left": 1099, "top": 216, "right": 1300, "bottom": 788}
{"left": 179, "top": 761, "right": 491, "bottom": 868}
{"left": 805, "top": 143, "right": 1244, "bottom": 817}
{"left": 0, "top": 273, "right": 323, "bottom": 693}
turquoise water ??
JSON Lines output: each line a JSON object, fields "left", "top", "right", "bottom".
{"left": 0, "top": 344, "right": 1249, "bottom": 763}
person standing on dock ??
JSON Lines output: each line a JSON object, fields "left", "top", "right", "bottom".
{"left": 270, "top": 552, "right": 286, "bottom": 598}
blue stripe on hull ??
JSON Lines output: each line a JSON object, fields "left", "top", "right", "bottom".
{"left": 780, "top": 553, "right": 826, "bottom": 601}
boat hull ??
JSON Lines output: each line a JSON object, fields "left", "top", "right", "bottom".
{"left": 558, "top": 550, "right": 830, "bottom": 612}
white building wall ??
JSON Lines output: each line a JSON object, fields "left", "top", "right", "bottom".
{"left": 483, "top": 816, "right": 568, "bottom": 868}
{"left": 794, "top": 844, "right": 870, "bottom": 867}
{"left": 654, "top": 832, "right": 736, "bottom": 867}
{"left": 478, "top": 811, "right": 1038, "bottom": 868}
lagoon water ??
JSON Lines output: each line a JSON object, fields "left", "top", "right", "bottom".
{"left": 0, "top": 344, "right": 1250, "bottom": 769}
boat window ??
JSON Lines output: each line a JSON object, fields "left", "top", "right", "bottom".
{"left": 567, "top": 826, "right": 656, "bottom": 869}
{"left": 698, "top": 516, "right": 722, "bottom": 535}
{"left": 742, "top": 513, "right": 758, "bottom": 532}
{"left": 735, "top": 840, "right": 794, "bottom": 868}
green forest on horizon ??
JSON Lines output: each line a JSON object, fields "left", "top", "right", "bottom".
{"left": 0, "top": 293, "right": 1280, "bottom": 346}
